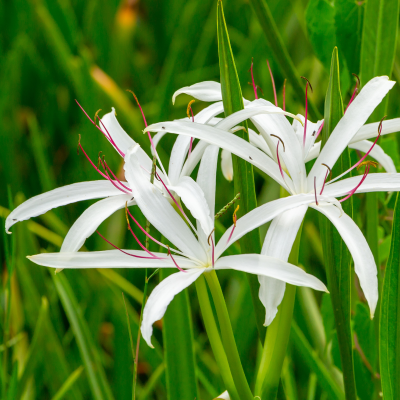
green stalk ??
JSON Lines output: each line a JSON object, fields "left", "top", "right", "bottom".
{"left": 217, "top": 0, "right": 266, "bottom": 340}
{"left": 195, "top": 276, "right": 239, "bottom": 400}
{"left": 254, "top": 218, "right": 303, "bottom": 399}
{"left": 319, "top": 48, "right": 356, "bottom": 400}
{"left": 204, "top": 270, "right": 253, "bottom": 400}
{"left": 249, "top": 0, "right": 321, "bottom": 120}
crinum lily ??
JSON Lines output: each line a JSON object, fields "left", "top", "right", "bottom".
{"left": 145, "top": 75, "right": 400, "bottom": 324}
{"left": 27, "top": 144, "right": 327, "bottom": 347}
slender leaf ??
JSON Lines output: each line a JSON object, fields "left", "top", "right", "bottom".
{"left": 291, "top": 322, "right": 344, "bottom": 400}
{"left": 52, "top": 273, "right": 114, "bottom": 400}
{"left": 249, "top": 0, "right": 321, "bottom": 119}
{"left": 6, "top": 362, "right": 18, "bottom": 400}
{"left": 159, "top": 268, "right": 199, "bottom": 400}
{"left": 50, "top": 366, "right": 84, "bottom": 400}
{"left": 380, "top": 193, "right": 400, "bottom": 399}
{"left": 319, "top": 47, "right": 356, "bottom": 400}
{"left": 217, "top": 0, "right": 265, "bottom": 341}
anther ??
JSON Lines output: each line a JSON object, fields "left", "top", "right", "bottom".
{"left": 271, "top": 134, "right": 285, "bottom": 152}
{"left": 187, "top": 100, "right": 195, "bottom": 121}
{"left": 94, "top": 109, "right": 102, "bottom": 122}
{"left": 300, "top": 76, "right": 313, "bottom": 92}
{"left": 207, "top": 228, "right": 216, "bottom": 246}
{"left": 320, "top": 163, "right": 332, "bottom": 195}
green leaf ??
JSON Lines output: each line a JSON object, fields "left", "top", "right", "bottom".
{"left": 380, "top": 193, "right": 400, "bottom": 399}
{"left": 6, "top": 362, "right": 18, "bottom": 400}
{"left": 159, "top": 269, "right": 199, "bottom": 400}
{"left": 291, "top": 322, "right": 344, "bottom": 400}
{"left": 50, "top": 366, "right": 84, "bottom": 400}
{"left": 249, "top": 0, "right": 321, "bottom": 119}
{"left": 217, "top": 0, "right": 266, "bottom": 341}
{"left": 52, "top": 273, "right": 114, "bottom": 400}
{"left": 319, "top": 47, "right": 357, "bottom": 400}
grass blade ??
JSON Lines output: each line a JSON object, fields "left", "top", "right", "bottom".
{"left": 319, "top": 47, "right": 356, "bottom": 400}
{"left": 380, "top": 193, "right": 400, "bottom": 399}
{"left": 50, "top": 366, "right": 84, "bottom": 400}
{"left": 52, "top": 273, "right": 114, "bottom": 400}
{"left": 217, "top": 0, "right": 265, "bottom": 341}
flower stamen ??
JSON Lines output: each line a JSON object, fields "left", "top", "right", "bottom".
{"left": 227, "top": 205, "right": 239, "bottom": 244}
{"left": 249, "top": 58, "right": 258, "bottom": 100}
{"left": 167, "top": 246, "right": 186, "bottom": 272}
{"left": 345, "top": 73, "right": 360, "bottom": 113}
{"left": 320, "top": 163, "right": 332, "bottom": 195}
{"left": 267, "top": 60, "right": 278, "bottom": 107}
{"left": 187, "top": 100, "right": 195, "bottom": 156}
{"left": 301, "top": 76, "right": 313, "bottom": 148}
{"left": 314, "top": 176, "right": 318, "bottom": 205}
{"left": 271, "top": 134, "right": 285, "bottom": 180}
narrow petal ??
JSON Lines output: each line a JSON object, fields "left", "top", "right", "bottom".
{"left": 215, "top": 254, "right": 327, "bottom": 292}
{"left": 168, "top": 135, "right": 191, "bottom": 184}
{"left": 259, "top": 205, "right": 308, "bottom": 325}
{"left": 349, "top": 140, "right": 396, "bottom": 173}
{"left": 29, "top": 250, "right": 198, "bottom": 269}
{"left": 221, "top": 149, "right": 233, "bottom": 181}
{"left": 353, "top": 118, "right": 400, "bottom": 142}
{"left": 215, "top": 194, "right": 315, "bottom": 258}
{"left": 197, "top": 145, "right": 219, "bottom": 218}
{"left": 170, "top": 176, "right": 213, "bottom": 238}
{"left": 5, "top": 181, "right": 125, "bottom": 234}
{"left": 249, "top": 129, "right": 273, "bottom": 158}
{"left": 311, "top": 204, "right": 378, "bottom": 316}
{"left": 141, "top": 268, "right": 204, "bottom": 347}
{"left": 124, "top": 145, "right": 207, "bottom": 262}
{"left": 180, "top": 140, "right": 209, "bottom": 179}
{"left": 172, "top": 81, "right": 222, "bottom": 104}
{"left": 323, "top": 173, "right": 400, "bottom": 197}
{"left": 145, "top": 121, "right": 292, "bottom": 192}
{"left": 61, "top": 195, "right": 135, "bottom": 253}
{"left": 309, "top": 76, "right": 395, "bottom": 188}
{"left": 192, "top": 101, "right": 224, "bottom": 123}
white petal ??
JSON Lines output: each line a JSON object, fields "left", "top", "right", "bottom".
{"left": 151, "top": 131, "right": 167, "bottom": 152}
{"left": 197, "top": 145, "right": 219, "bottom": 218}
{"left": 141, "top": 268, "right": 204, "bottom": 347}
{"left": 221, "top": 149, "right": 233, "bottom": 181}
{"left": 124, "top": 145, "right": 206, "bottom": 262}
{"left": 353, "top": 118, "right": 400, "bottom": 142}
{"left": 193, "top": 101, "right": 224, "bottom": 123}
{"left": 29, "top": 250, "right": 198, "bottom": 269}
{"left": 168, "top": 135, "right": 191, "bottom": 184}
{"left": 309, "top": 76, "right": 395, "bottom": 189}
{"left": 170, "top": 176, "right": 213, "bottom": 238}
{"left": 215, "top": 254, "right": 327, "bottom": 292}
{"left": 215, "top": 391, "right": 230, "bottom": 400}
{"left": 323, "top": 173, "right": 400, "bottom": 197}
{"left": 5, "top": 181, "right": 125, "bottom": 234}
{"left": 259, "top": 205, "right": 308, "bottom": 325}
{"left": 215, "top": 194, "right": 315, "bottom": 258}
{"left": 101, "top": 108, "right": 154, "bottom": 171}
{"left": 61, "top": 195, "right": 135, "bottom": 253}
{"left": 249, "top": 129, "right": 273, "bottom": 157}
{"left": 305, "top": 142, "right": 320, "bottom": 163}
{"left": 172, "top": 81, "right": 222, "bottom": 104}
{"left": 180, "top": 140, "right": 209, "bottom": 179}
{"left": 349, "top": 140, "right": 396, "bottom": 173}
{"left": 145, "top": 121, "right": 293, "bottom": 192}
{"left": 311, "top": 204, "right": 378, "bottom": 316}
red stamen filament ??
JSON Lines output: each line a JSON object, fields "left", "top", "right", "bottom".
{"left": 101, "top": 158, "right": 131, "bottom": 191}
{"left": 96, "top": 230, "right": 163, "bottom": 259}
{"left": 303, "top": 84, "right": 309, "bottom": 147}
{"left": 250, "top": 58, "right": 258, "bottom": 100}
{"left": 283, "top": 79, "right": 286, "bottom": 111}
{"left": 345, "top": 74, "right": 360, "bottom": 113}
{"left": 314, "top": 176, "right": 318, "bottom": 205}
{"left": 319, "top": 164, "right": 331, "bottom": 195}
{"left": 267, "top": 60, "right": 278, "bottom": 107}
{"left": 96, "top": 154, "right": 131, "bottom": 194}
{"left": 314, "top": 121, "right": 324, "bottom": 140}
{"left": 339, "top": 165, "right": 371, "bottom": 203}
{"left": 127, "top": 223, "right": 163, "bottom": 258}
{"left": 227, "top": 206, "right": 239, "bottom": 244}
{"left": 75, "top": 100, "right": 125, "bottom": 157}
{"left": 155, "top": 171, "right": 196, "bottom": 231}
{"left": 168, "top": 246, "right": 186, "bottom": 272}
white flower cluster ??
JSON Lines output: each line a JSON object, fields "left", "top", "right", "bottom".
{"left": 6, "top": 76, "right": 400, "bottom": 347}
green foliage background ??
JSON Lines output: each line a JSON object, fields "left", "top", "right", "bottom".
{"left": 1, "top": 0, "right": 400, "bottom": 399}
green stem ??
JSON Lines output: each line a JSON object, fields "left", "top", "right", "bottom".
{"left": 204, "top": 270, "right": 253, "bottom": 400}
{"left": 254, "top": 220, "right": 303, "bottom": 399}
{"left": 255, "top": 285, "right": 296, "bottom": 398}
{"left": 195, "top": 276, "right": 239, "bottom": 400}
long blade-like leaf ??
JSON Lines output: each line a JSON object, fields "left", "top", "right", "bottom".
{"left": 319, "top": 47, "right": 357, "bottom": 400}
{"left": 380, "top": 193, "right": 400, "bottom": 399}
{"left": 217, "top": 0, "right": 265, "bottom": 341}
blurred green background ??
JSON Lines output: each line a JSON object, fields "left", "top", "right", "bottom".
{"left": 1, "top": 0, "right": 400, "bottom": 399}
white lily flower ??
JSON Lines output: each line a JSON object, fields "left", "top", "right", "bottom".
{"left": 28, "top": 144, "right": 328, "bottom": 347}
{"left": 146, "top": 75, "right": 398, "bottom": 323}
